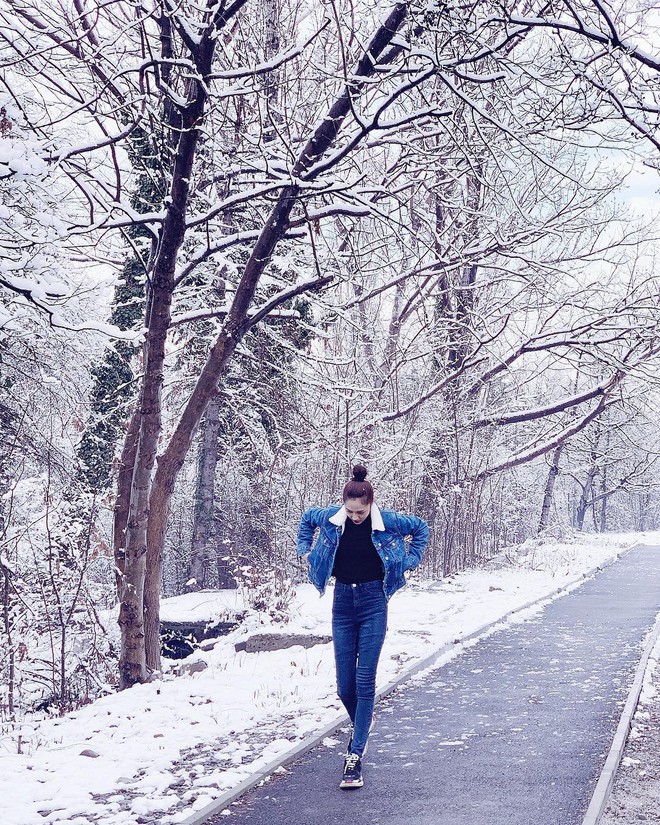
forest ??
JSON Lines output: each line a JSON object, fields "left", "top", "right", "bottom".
{"left": 0, "top": 0, "right": 659, "bottom": 719}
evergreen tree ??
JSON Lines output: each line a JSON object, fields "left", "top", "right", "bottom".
{"left": 77, "top": 127, "right": 166, "bottom": 492}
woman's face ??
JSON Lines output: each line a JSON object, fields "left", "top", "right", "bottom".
{"left": 345, "top": 497, "right": 371, "bottom": 524}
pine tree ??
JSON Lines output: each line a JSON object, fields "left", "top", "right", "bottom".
{"left": 77, "top": 126, "right": 166, "bottom": 492}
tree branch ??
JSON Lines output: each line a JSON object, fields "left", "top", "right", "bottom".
{"left": 471, "top": 374, "right": 622, "bottom": 429}
{"left": 473, "top": 395, "right": 613, "bottom": 483}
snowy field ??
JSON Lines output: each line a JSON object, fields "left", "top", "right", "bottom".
{"left": 2, "top": 532, "right": 658, "bottom": 825}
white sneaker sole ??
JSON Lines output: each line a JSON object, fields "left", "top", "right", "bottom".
{"left": 339, "top": 777, "right": 364, "bottom": 789}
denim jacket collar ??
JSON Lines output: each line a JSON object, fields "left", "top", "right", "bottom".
{"left": 328, "top": 502, "right": 385, "bottom": 532}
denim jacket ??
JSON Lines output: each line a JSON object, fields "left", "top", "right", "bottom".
{"left": 297, "top": 503, "right": 429, "bottom": 600}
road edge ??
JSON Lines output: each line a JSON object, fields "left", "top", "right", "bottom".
{"left": 180, "top": 544, "right": 635, "bottom": 825}
{"left": 581, "top": 604, "right": 660, "bottom": 825}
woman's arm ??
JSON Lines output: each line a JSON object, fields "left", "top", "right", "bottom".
{"left": 296, "top": 507, "right": 327, "bottom": 557}
{"left": 395, "top": 513, "right": 429, "bottom": 571}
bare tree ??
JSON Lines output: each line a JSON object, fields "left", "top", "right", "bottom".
{"left": 3, "top": 0, "right": 660, "bottom": 687}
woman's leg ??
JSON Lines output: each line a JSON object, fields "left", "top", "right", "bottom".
{"left": 332, "top": 582, "right": 358, "bottom": 722}
{"left": 350, "top": 582, "right": 388, "bottom": 757}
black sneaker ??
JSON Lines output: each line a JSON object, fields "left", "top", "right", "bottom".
{"left": 339, "top": 753, "right": 363, "bottom": 789}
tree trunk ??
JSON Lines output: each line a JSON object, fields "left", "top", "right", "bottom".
{"left": 118, "top": 72, "right": 212, "bottom": 686}
{"left": 639, "top": 491, "right": 650, "bottom": 531}
{"left": 598, "top": 431, "right": 610, "bottom": 532}
{"left": 143, "top": 193, "right": 296, "bottom": 670}
{"left": 538, "top": 444, "right": 563, "bottom": 533}
{"left": 598, "top": 493, "right": 607, "bottom": 532}
{"left": 1, "top": 564, "right": 15, "bottom": 717}
{"left": 118, "top": 252, "right": 178, "bottom": 686}
{"left": 576, "top": 463, "right": 599, "bottom": 531}
{"left": 113, "top": 409, "right": 140, "bottom": 589}
{"left": 189, "top": 392, "right": 222, "bottom": 590}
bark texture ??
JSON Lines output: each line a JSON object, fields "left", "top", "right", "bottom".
{"left": 538, "top": 445, "right": 563, "bottom": 533}
{"left": 188, "top": 392, "right": 222, "bottom": 590}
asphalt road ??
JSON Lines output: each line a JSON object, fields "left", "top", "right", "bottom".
{"left": 208, "top": 545, "right": 660, "bottom": 825}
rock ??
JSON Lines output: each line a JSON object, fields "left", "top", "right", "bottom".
{"left": 235, "top": 633, "right": 332, "bottom": 653}
{"left": 489, "top": 585, "right": 504, "bottom": 592}
{"left": 199, "top": 637, "right": 220, "bottom": 652}
{"left": 177, "top": 658, "right": 209, "bottom": 676}
{"left": 79, "top": 749, "right": 100, "bottom": 758}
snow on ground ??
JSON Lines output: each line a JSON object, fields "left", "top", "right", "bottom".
{"left": 159, "top": 590, "right": 245, "bottom": 624}
{"left": 1, "top": 531, "right": 658, "bottom": 825}
{"left": 600, "top": 604, "right": 660, "bottom": 824}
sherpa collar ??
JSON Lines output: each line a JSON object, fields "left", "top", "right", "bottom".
{"left": 329, "top": 502, "right": 385, "bottom": 531}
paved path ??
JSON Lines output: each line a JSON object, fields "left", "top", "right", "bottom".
{"left": 209, "top": 545, "right": 660, "bottom": 825}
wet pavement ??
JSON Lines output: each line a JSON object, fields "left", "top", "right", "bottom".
{"left": 207, "top": 546, "right": 660, "bottom": 825}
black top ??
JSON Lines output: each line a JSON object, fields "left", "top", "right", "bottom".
{"left": 332, "top": 515, "right": 384, "bottom": 583}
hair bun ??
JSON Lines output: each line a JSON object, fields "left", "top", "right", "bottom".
{"left": 352, "top": 464, "right": 368, "bottom": 482}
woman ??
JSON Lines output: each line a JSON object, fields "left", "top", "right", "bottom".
{"left": 297, "top": 465, "right": 429, "bottom": 789}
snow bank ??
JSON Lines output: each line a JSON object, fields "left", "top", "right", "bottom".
{"left": 0, "top": 531, "right": 653, "bottom": 825}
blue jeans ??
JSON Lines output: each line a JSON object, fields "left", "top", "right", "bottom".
{"left": 332, "top": 580, "right": 388, "bottom": 757}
